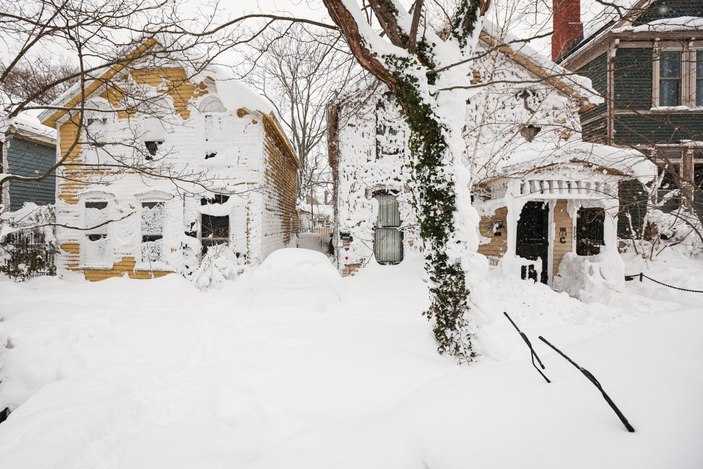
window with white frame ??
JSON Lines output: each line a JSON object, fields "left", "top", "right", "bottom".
{"left": 696, "top": 50, "right": 703, "bottom": 107}
{"left": 84, "top": 200, "right": 110, "bottom": 267}
{"left": 654, "top": 46, "right": 703, "bottom": 108}
{"left": 658, "top": 50, "right": 682, "bottom": 106}
{"left": 141, "top": 201, "right": 165, "bottom": 263}
{"left": 84, "top": 98, "right": 113, "bottom": 145}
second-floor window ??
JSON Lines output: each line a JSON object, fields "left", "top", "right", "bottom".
{"left": 697, "top": 51, "right": 703, "bottom": 107}
{"left": 659, "top": 51, "right": 681, "bottom": 107}
{"left": 655, "top": 47, "right": 703, "bottom": 108}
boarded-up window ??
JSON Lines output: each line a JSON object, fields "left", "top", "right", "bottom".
{"left": 141, "top": 201, "right": 165, "bottom": 263}
{"left": 576, "top": 207, "right": 605, "bottom": 256}
{"left": 374, "top": 194, "right": 403, "bottom": 264}
{"left": 84, "top": 200, "right": 109, "bottom": 266}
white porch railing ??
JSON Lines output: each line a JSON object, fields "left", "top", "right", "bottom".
{"left": 518, "top": 179, "right": 615, "bottom": 198}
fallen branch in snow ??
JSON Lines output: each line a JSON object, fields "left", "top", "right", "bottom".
{"left": 538, "top": 336, "right": 636, "bottom": 433}
{"left": 503, "top": 312, "right": 550, "bottom": 383}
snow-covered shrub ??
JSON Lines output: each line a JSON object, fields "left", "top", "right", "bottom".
{"left": 0, "top": 204, "right": 57, "bottom": 281}
{"left": 641, "top": 209, "right": 703, "bottom": 257}
{"left": 250, "top": 248, "right": 343, "bottom": 312}
{"left": 553, "top": 252, "right": 625, "bottom": 303}
{"left": 190, "top": 244, "right": 246, "bottom": 290}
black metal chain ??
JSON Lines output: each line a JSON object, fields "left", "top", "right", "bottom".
{"left": 625, "top": 272, "right": 703, "bottom": 293}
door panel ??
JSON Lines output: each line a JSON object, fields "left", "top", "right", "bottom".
{"left": 516, "top": 201, "right": 549, "bottom": 284}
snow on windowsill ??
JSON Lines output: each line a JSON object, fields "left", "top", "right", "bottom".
{"left": 650, "top": 105, "right": 703, "bottom": 112}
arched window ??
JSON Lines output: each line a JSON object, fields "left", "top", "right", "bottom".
{"left": 373, "top": 193, "right": 403, "bottom": 264}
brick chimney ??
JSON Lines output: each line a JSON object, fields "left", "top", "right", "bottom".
{"left": 552, "top": 0, "right": 584, "bottom": 62}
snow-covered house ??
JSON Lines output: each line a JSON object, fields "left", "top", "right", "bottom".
{"left": 0, "top": 110, "right": 56, "bottom": 211}
{"left": 329, "top": 29, "right": 655, "bottom": 288}
{"left": 39, "top": 38, "right": 299, "bottom": 281}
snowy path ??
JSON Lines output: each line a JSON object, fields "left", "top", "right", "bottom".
{"left": 0, "top": 253, "right": 701, "bottom": 468}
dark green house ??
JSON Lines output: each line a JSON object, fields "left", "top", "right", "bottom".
{"left": 1, "top": 114, "right": 56, "bottom": 211}
{"left": 554, "top": 0, "right": 703, "bottom": 235}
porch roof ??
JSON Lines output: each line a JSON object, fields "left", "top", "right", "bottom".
{"left": 483, "top": 141, "right": 656, "bottom": 185}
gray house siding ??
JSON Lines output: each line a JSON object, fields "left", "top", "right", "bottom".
{"left": 634, "top": 0, "right": 703, "bottom": 26}
{"left": 576, "top": 53, "right": 608, "bottom": 122}
{"left": 6, "top": 136, "right": 56, "bottom": 211}
{"left": 614, "top": 114, "right": 703, "bottom": 145}
{"left": 614, "top": 49, "right": 653, "bottom": 111}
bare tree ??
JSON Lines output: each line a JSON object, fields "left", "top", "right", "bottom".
{"left": 242, "top": 23, "right": 362, "bottom": 202}
{"left": 0, "top": 60, "right": 78, "bottom": 106}
{"left": 0, "top": 0, "right": 335, "bottom": 202}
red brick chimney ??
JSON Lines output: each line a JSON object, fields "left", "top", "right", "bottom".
{"left": 552, "top": 0, "right": 584, "bottom": 62}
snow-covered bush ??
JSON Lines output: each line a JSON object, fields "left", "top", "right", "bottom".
{"left": 553, "top": 252, "right": 625, "bottom": 303}
{"left": 642, "top": 209, "right": 703, "bottom": 257}
{"left": 190, "top": 244, "right": 246, "bottom": 290}
{"left": 0, "top": 204, "right": 57, "bottom": 281}
{"left": 250, "top": 248, "right": 343, "bottom": 312}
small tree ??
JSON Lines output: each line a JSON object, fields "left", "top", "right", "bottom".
{"left": 242, "top": 23, "right": 362, "bottom": 202}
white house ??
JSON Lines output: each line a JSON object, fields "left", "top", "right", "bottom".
{"left": 39, "top": 38, "right": 299, "bottom": 281}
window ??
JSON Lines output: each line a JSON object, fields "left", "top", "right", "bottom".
{"left": 694, "top": 150, "right": 703, "bottom": 197}
{"left": 654, "top": 47, "right": 703, "bottom": 107}
{"left": 373, "top": 193, "right": 403, "bottom": 264}
{"left": 144, "top": 141, "right": 163, "bottom": 159}
{"left": 697, "top": 51, "right": 703, "bottom": 107}
{"left": 656, "top": 149, "right": 683, "bottom": 212}
{"left": 659, "top": 51, "right": 682, "bottom": 106}
{"left": 520, "top": 125, "right": 542, "bottom": 142}
{"left": 200, "top": 195, "right": 230, "bottom": 254}
{"left": 141, "top": 201, "right": 165, "bottom": 263}
{"left": 84, "top": 200, "right": 109, "bottom": 266}
{"left": 576, "top": 207, "right": 605, "bottom": 256}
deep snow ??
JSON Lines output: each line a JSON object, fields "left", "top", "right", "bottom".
{"left": 0, "top": 249, "right": 702, "bottom": 468}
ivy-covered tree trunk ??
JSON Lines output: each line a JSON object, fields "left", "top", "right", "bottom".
{"left": 323, "top": 0, "right": 489, "bottom": 363}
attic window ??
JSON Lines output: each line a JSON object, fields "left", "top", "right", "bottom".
{"left": 145, "top": 140, "right": 163, "bottom": 159}
{"left": 516, "top": 90, "right": 539, "bottom": 112}
{"left": 520, "top": 125, "right": 542, "bottom": 142}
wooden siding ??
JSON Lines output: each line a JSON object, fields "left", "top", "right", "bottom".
{"left": 102, "top": 67, "right": 207, "bottom": 121}
{"left": 6, "top": 136, "right": 56, "bottom": 210}
{"left": 582, "top": 117, "right": 608, "bottom": 144}
{"left": 552, "top": 200, "right": 573, "bottom": 278}
{"left": 261, "top": 115, "right": 299, "bottom": 258}
{"left": 477, "top": 206, "right": 508, "bottom": 258}
{"left": 82, "top": 256, "right": 171, "bottom": 281}
{"left": 614, "top": 113, "right": 703, "bottom": 145}
{"left": 614, "top": 48, "right": 653, "bottom": 111}
{"left": 576, "top": 53, "right": 608, "bottom": 123}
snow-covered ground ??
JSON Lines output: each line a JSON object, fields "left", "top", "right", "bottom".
{"left": 0, "top": 249, "right": 702, "bottom": 468}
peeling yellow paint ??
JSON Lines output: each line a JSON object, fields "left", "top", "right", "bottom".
{"left": 83, "top": 256, "right": 172, "bottom": 282}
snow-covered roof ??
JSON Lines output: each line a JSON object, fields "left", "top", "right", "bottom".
{"left": 480, "top": 23, "right": 602, "bottom": 109}
{"left": 204, "top": 66, "right": 275, "bottom": 115}
{"left": 0, "top": 90, "right": 56, "bottom": 144}
{"left": 576, "top": 0, "right": 703, "bottom": 53}
{"left": 490, "top": 140, "right": 657, "bottom": 184}
{"left": 39, "top": 38, "right": 277, "bottom": 127}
